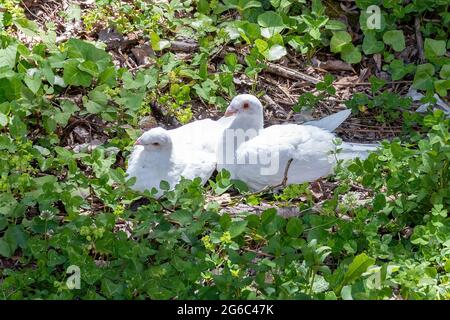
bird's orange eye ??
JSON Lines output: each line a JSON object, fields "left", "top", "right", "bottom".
{"left": 152, "top": 142, "right": 160, "bottom": 146}
{"left": 243, "top": 103, "right": 249, "bottom": 109}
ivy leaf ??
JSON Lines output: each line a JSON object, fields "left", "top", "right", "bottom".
{"left": 5, "top": 225, "right": 28, "bottom": 251}
{"left": 63, "top": 59, "right": 93, "bottom": 87}
{"left": 150, "top": 31, "right": 170, "bottom": 51}
{"left": 373, "top": 193, "right": 386, "bottom": 211}
{"left": 170, "top": 210, "right": 193, "bottom": 226}
{"left": 325, "top": 20, "right": 347, "bottom": 31}
{"left": 435, "top": 80, "right": 450, "bottom": 97}
{"left": 330, "top": 31, "right": 352, "bottom": 53}
{"left": 229, "top": 220, "right": 248, "bottom": 238}
{"left": 369, "top": 76, "right": 386, "bottom": 93}
{"left": 66, "top": 39, "right": 111, "bottom": 65}
{"left": 362, "top": 32, "right": 384, "bottom": 55}
{"left": 0, "top": 44, "right": 17, "bottom": 69}
{"left": 78, "top": 60, "right": 99, "bottom": 77}
{"left": 0, "top": 238, "right": 12, "bottom": 258}
{"left": 440, "top": 64, "right": 450, "bottom": 79}
{"left": 383, "top": 30, "right": 405, "bottom": 52}
{"left": 9, "top": 116, "right": 27, "bottom": 138}
{"left": 389, "top": 59, "right": 415, "bottom": 81}
{"left": 413, "top": 63, "right": 435, "bottom": 91}
{"left": 266, "top": 44, "right": 287, "bottom": 61}
{"left": 0, "top": 77, "right": 22, "bottom": 102}
{"left": 424, "top": 38, "right": 446, "bottom": 59}
{"left": 47, "top": 249, "right": 67, "bottom": 267}
{"left": 101, "top": 278, "right": 124, "bottom": 298}
{"left": 24, "top": 72, "right": 42, "bottom": 94}
{"left": 286, "top": 218, "right": 304, "bottom": 237}
{"left": 341, "top": 44, "right": 362, "bottom": 64}
{"left": 257, "top": 11, "right": 285, "bottom": 38}
{"left": 0, "top": 112, "right": 7, "bottom": 127}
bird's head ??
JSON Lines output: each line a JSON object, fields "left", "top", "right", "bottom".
{"left": 224, "top": 94, "right": 263, "bottom": 118}
{"left": 134, "top": 127, "right": 172, "bottom": 151}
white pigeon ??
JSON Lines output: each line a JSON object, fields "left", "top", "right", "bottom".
{"left": 126, "top": 127, "right": 216, "bottom": 197}
{"left": 168, "top": 116, "right": 234, "bottom": 155}
{"left": 217, "top": 94, "right": 378, "bottom": 191}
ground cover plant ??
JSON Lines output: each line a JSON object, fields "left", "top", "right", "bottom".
{"left": 0, "top": 0, "right": 449, "bottom": 300}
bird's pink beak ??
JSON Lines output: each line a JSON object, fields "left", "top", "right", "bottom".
{"left": 134, "top": 139, "right": 142, "bottom": 146}
{"left": 224, "top": 108, "right": 237, "bottom": 117}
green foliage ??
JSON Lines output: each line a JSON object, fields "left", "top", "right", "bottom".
{"left": 0, "top": 0, "right": 449, "bottom": 301}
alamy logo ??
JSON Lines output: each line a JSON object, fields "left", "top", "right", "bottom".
{"left": 66, "top": 265, "right": 81, "bottom": 290}
{"left": 217, "top": 128, "right": 280, "bottom": 175}
{"left": 366, "top": 5, "right": 381, "bottom": 30}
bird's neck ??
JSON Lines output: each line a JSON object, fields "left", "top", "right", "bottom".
{"left": 142, "top": 146, "right": 173, "bottom": 166}
{"left": 228, "top": 113, "right": 263, "bottom": 134}
{"left": 217, "top": 114, "right": 263, "bottom": 171}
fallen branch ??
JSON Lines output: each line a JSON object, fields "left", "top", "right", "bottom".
{"left": 261, "top": 94, "right": 289, "bottom": 118}
{"left": 266, "top": 62, "right": 320, "bottom": 84}
{"left": 168, "top": 41, "right": 321, "bottom": 85}
{"left": 414, "top": 17, "right": 425, "bottom": 63}
{"left": 170, "top": 40, "right": 199, "bottom": 52}
{"left": 335, "top": 80, "right": 413, "bottom": 87}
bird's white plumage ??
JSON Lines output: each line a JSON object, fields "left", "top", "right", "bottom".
{"left": 126, "top": 117, "right": 232, "bottom": 196}
{"left": 217, "top": 94, "right": 378, "bottom": 191}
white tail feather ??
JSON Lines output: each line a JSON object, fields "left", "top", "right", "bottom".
{"left": 336, "top": 142, "right": 379, "bottom": 161}
{"left": 304, "top": 109, "right": 352, "bottom": 132}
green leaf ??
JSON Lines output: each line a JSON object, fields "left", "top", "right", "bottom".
{"left": 369, "top": 76, "right": 386, "bottom": 93}
{"left": 341, "top": 44, "right": 362, "bottom": 64}
{"left": 0, "top": 112, "right": 8, "bottom": 127}
{"left": 0, "top": 193, "right": 18, "bottom": 216}
{"left": 10, "top": 116, "right": 27, "bottom": 137}
{"left": 389, "top": 59, "right": 415, "bottom": 81}
{"left": 84, "top": 99, "right": 103, "bottom": 114}
{"left": 435, "top": 79, "right": 450, "bottom": 97}
{"left": 325, "top": 20, "right": 347, "bottom": 31}
{"left": 413, "top": 63, "right": 435, "bottom": 91}
{"left": 5, "top": 225, "right": 28, "bottom": 252}
{"left": 257, "top": 11, "right": 285, "bottom": 38}
{"left": 229, "top": 220, "right": 248, "bottom": 238}
{"left": 150, "top": 31, "right": 170, "bottom": 51}
{"left": 63, "top": 59, "right": 93, "bottom": 87}
{"left": 286, "top": 218, "right": 304, "bottom": 237}
{"left": 197, "top": 0, "right": 210, "bottom": 14}
{"left": 47, "top": 249, "right": 67, "bottom": 267}
{"left": 330, "top": 31, "right": 352, "bottom": 53}
{"left": 66, "top": 39, "right": 111, "bottom": 64}
{"left": 170, "top": 210, "right": 193, "bottom": 225}
{"left": 383, "top": 30, "right": 405, "bottom": 52}
{"left": 342, "top": 253, "right": 375, "bottom": 286}
{"left": 0, "top": 238, "right": 12, "bottom": 258}
{"left": 266, "top": 44, "right": 287, "bottom": 61}
{"left": 373, "top": 193, "right": 386, "bottom": 211}
{"left": 362, "top": 32, "right": 384, "bottom": 55}
{"left": 78, "top": 60, "right": 99, "bottom": 76}
{"left": 24, "top": 73, "right": 42, "bottom": 94}
{"left": 160, "top": 180, "right": 170, "bottom": 190}
{"left": 101, "top": 278, "right": 124, "bottom": 298}
{"left": 0, "top": 44, "right": 17, "bottom": 69}
{"left": 439, "top": 64, "right": 450, "bottom": 79}
{"left": 0, "top": 77, "right": 22, "bottom": 102}
{"left": 424, "top": 38, "right": 446, "bottom": 59}
{"left": 341, "top": 285, "right": 353, "bottom": 300}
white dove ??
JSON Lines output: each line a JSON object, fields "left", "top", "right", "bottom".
{"left": 126, "top": 127, "right": 216, "bottom": 197}
{"left": 217, "top": 94, "right": 378, "bottom": 191}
